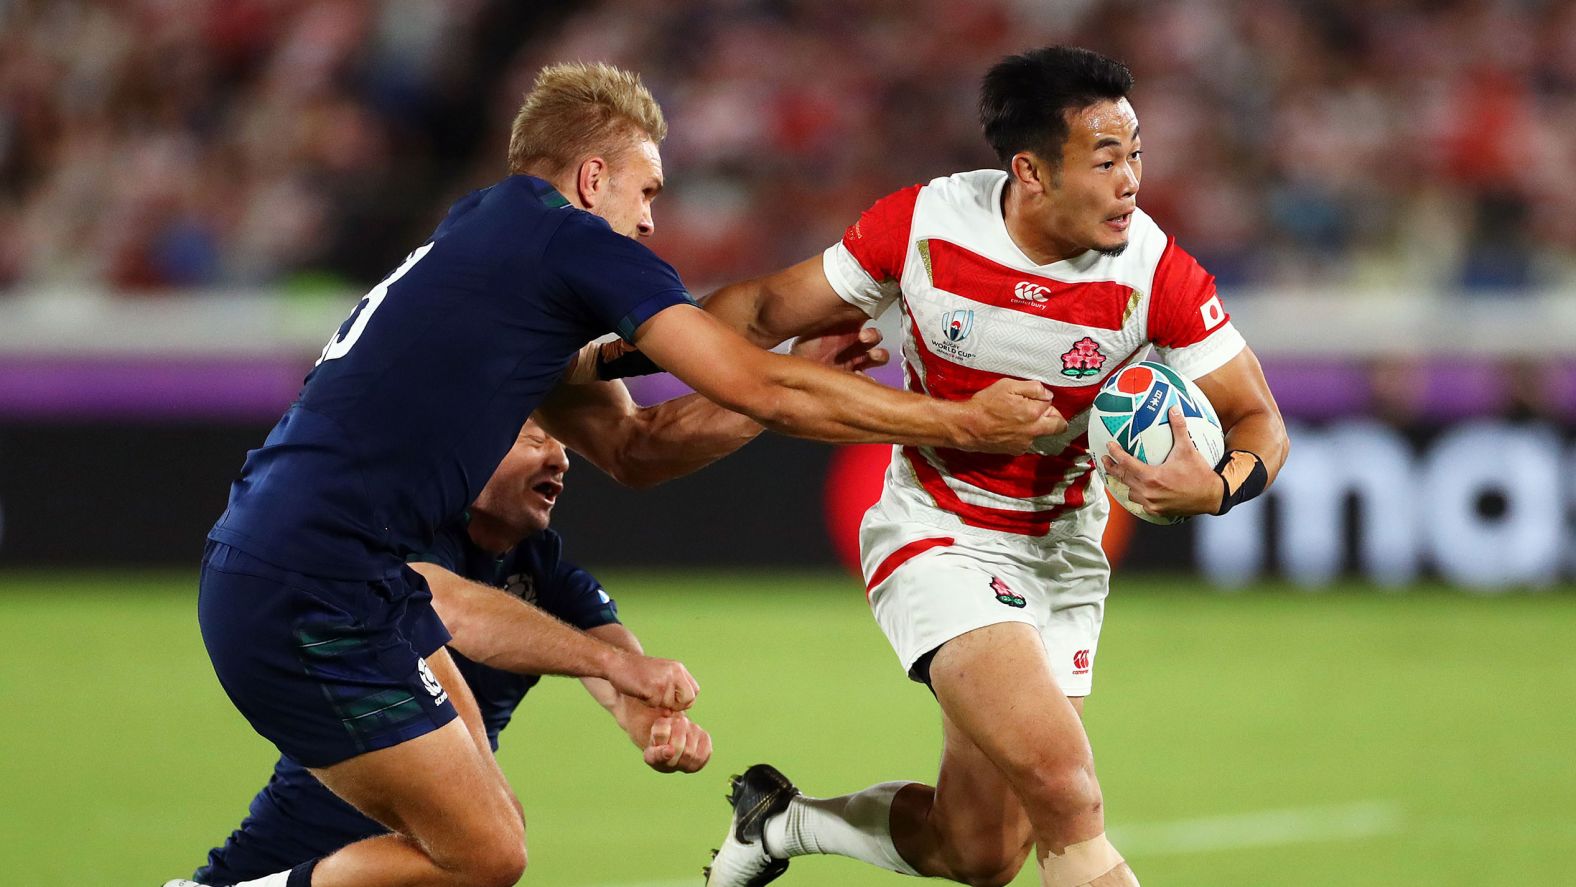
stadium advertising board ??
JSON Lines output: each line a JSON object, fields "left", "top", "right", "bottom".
{"left": 1, "top": 415, "right": 1572, "bottom": 590}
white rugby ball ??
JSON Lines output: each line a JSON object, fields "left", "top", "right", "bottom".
{"left": 1087, "top": 361, "right": 1224, "bottom": 525}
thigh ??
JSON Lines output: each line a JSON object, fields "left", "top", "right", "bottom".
{"left": 198, "top": 543, "right": 458, "bottom": 768}
{"left": 928, "top": 621, "right": 1096, "bottom": 791}
{"left": 308, "top": 647, "right": 520, "bottom": 864}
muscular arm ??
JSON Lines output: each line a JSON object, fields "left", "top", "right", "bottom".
{"left": 632, "top": 303, "right": 1062, "bottom": 452}
{"left": 536, "top": 381, "right": 761, "bottom": 490}
{"left": 540, "top": 321, "right": 892, "bottom": 488}
{"left": 410, "top": 561, "right": 698, "bottom": 710}
{"left": 700, "top": 255, "right": 871, "bottom": 348}
{"left": 1192, "top": 346, "right": 1289, "bottom": 483}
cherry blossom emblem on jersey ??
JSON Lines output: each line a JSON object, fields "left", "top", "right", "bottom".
{"left": 990, "top": 576, "right": 1026, "bottom": 608}
{"left": 1060, "top": 336, "right": 1107, "bottom": 378}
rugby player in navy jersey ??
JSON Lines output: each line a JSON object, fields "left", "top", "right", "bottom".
{"left": 186, "top": 416, "right": 712, "bottom": 885}
{"left": 185, "top": 60, "right": 1061, "bottom": 887}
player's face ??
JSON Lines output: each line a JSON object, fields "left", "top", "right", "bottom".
{"left": 1045, "top": 98, "right": 1142, "bottom": 257}
{"left": 472, "top": 420, "right": 569, "bottom": 537}
{"left": 600, "top": 137, "right": 664, "bottom": 239}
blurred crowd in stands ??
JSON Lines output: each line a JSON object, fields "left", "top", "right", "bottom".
{"left": 2, "top": 0, "right": 1574, "bottom": 296}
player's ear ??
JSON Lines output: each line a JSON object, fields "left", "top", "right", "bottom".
{"left": 1010, "top": 151, "right": 1051, "bottom": 195}
{"left": 576, "top": 156, "right": 609, "bottom": 209}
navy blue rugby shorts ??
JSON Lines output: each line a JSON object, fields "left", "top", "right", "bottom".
{"left": 197, "top": 540, "right": 457, "bottom": 768}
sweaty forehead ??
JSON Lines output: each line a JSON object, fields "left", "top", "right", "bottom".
{"left": 1068, "top": 98, "right": 1139, "bottom": 149}
{"left": 633, "top": 138, "right": 664, "bottom": 183}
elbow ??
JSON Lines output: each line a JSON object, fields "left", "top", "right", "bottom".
{"left": 607, "top": 461, "right": 666, "bottom": 491}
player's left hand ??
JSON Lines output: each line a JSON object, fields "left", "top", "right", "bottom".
{"left": 638, "top": 709, "right": 713, "bottom": 773}
{"left": 1101, "top": 407, "right": 1221, "bottom": 518}
{"left": 789, "top": 323, "right": 890, "bottom": 374}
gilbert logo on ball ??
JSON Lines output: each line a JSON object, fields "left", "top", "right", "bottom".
{"left": 1086, "top": 361, "right": 1225, "bottom": 526}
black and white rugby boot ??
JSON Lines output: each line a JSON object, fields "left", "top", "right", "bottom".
{"left": 702, "top": 763, "right": 799, "bottom": 886}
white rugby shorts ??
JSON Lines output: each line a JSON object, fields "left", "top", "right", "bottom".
{"left": 859, "top": 484, "right": 1111, "bottom": 697}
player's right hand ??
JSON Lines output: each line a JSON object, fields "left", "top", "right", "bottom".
{"left": 608, "top": 651, "right": 700, "bottom": 712}
{"left": 953, "top": 378, "right": 1067, "bottom": 453}
{"left": 643, "top": 711, "right": 713, "bottom": 773}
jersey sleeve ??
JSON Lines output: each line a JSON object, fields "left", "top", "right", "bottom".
{"left": 821, "top": 184, "right": 922, "bottom": 318}
{"left": 1146, "top": 238, "right": 1246, "bottom": 379}
{"left": 534, "top": 532, "right": 620, "bottom": 631}
{"left": 547, "top": 213, "right": 697, "bottom": 342}
{"left": 409, "top": 522, "right": 467, "bottom": 573}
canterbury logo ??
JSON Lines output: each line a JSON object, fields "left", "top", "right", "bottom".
{"left": 1072, "top": 649, "right": 1091, "bottom": 671}
{"left": 1013, "top": 281, "right": 1050, "bottom": 303}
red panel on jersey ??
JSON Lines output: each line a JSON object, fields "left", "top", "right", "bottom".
{"left": 1146, "top": 237, "right": 1228, "bottom": 348}
{"left": 902, "top": 446, "right": 1091, "bottom": 535}
{"left": 926, "top": 239, "right": 1136, "bottom": 330}
{"left": 937, "top": 439, "right": 1090, "bottom": 499}
{"left": 842, "top": 184, "right": 923, "bottom": 284}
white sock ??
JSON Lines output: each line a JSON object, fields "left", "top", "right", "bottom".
{"left": 232, "top": 873, "right": 290, "bottom": 887}
{"left": 762, "top": 781, "right": 922, "bottom": 876}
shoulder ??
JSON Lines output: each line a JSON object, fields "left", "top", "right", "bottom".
{"left": 918, "top": 169, "right": 1008, "bottom": 212}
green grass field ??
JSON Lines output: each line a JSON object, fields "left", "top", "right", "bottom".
{"left": 3, "top": 571, "right": 1573, "bottom": 886}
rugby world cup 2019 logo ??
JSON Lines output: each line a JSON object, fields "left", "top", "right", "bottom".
{"left": 1060, "top": 336, "right": 1106, "bottom": 377}
{"left": 990, "top": 576, "right": 1026, "bottom": 608}
{"left": 932, "top": 309, "right": 978, "bottom": 360}
{"left": 943, "top": 309, "right": 973, "bottom": 342}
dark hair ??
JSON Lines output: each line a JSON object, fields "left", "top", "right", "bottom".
{"left": 980, "top": 46, "right": 1134, "bottom": 168}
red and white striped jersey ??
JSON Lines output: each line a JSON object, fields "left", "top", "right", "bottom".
{"left": 822, "top": 169, "right": 1245, "bottom": 537}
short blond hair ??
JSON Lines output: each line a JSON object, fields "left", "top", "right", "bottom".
{"left": 507, "top": 62, "right": 667, "bottom": 177}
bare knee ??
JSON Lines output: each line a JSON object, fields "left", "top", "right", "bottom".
{"left": 444, "top": 798, "right": 527, "bottom": 887}
{"left": 1017, "top": 758, "right": 1103, "bottom": 830}
{"left": 457, "top": 832, "right": 527, "bottom": 887}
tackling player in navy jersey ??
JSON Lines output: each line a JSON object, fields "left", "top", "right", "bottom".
{"left": 186, "top": 418, "right": 712, "bottom": 885}
{"left": 188, "top": 60, "right": 1049, "bottom": 887}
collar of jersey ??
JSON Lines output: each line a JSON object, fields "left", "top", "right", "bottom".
{"left": 524, "top": 175, "right": 571, "bottom": 209}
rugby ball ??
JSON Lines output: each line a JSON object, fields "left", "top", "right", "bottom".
{"left": 1087, "top": 361, "right": 1224, "bottom": 525}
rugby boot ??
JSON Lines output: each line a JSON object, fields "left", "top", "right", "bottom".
{"left": 702, "top": 763, "right": 799, "bottom": 886}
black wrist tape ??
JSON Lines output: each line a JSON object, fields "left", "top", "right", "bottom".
{"left": 1214, "top": 449, "right": 1267, "bottom": 515}
{"left": 594, "top": 342, "right": 663, "bottom": 380}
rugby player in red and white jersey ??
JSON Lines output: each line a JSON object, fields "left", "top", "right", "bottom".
{"left": 701, "top": 47, "right": 1289, "bottom": 887}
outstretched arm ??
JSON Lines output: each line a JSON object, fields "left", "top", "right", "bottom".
{"left": 579, "top": 623, "right": 713, "bottom": 774}
{"left": 701, "top": 254, "right": 871, "bottom": 348}
{"left": 411, "top": 561, "right": 700, "bottom": 712}
{"left": 632, "top": 303, "right": 1064, "bottom": 453}
{"left": 538, "top": 326, "right": 889, "bottom": 489}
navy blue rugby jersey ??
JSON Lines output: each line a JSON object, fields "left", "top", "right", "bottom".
{"left": 208, "top": 176, "right": 693, "bottom": 578}
{"left": 415, "top": 518, "right": 619, "bottom": 744}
